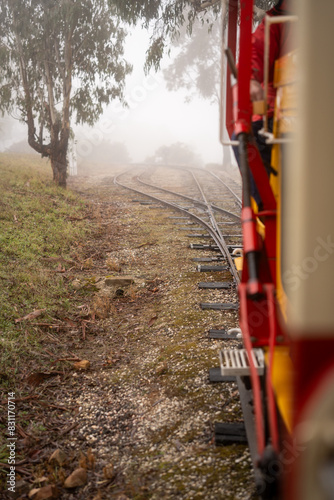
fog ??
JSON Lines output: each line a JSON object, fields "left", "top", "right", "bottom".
{"left": 1, "top": 26, "right": 235, "bottom": 171}
{"left": 75, "top": 27, "right": 226, "bottom": 169}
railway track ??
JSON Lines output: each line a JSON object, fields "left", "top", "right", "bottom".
{"left": 114, "top": 165, "right": 242, "bottom": 284}
{"left": 113, "top": 164, "right": 257, "bottom": 453}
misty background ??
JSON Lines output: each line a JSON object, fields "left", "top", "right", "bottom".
{"left": 0, "top": 25, "right": 236, "bottom": 172}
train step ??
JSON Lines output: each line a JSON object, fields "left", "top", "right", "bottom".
{"left": 198, "top": 282, "right": 230, "bottom": 289}
{"left": 219, "top": 348, "right": 265, "bottom": 376}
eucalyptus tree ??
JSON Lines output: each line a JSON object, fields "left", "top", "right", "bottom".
{"left": 163, "top": 19, "right": 221, "bottom": 105}
{"left": 162, "top": 0, "right": 277, "bottom": 103}
{"left": 0, "top": 0, "right": 131, "bottom": 187}
{"left": 113, "top": 0, "right": 276, "bottom": 75}
{"left": 113, "top": 0, "right": 221, "bottom": 71}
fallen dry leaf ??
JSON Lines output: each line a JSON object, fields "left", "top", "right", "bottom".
{"left": 87, "top": 448, "right": 96, "bottom": 470}
{"left": 29, "top": 489, "right": 40, "bottom": 499}
{"left": 32, "top": 477, "right": 48, "bottom": 484}
{"left": 49, "top": 449, "right": 67, "bottom": 467}
{"left": 73, "top": 360, "right": 90, "bottom": 370}
{"left": 135, "top": 241, "right": 156, "bottom": 248}
{"left": 148, "top": 316, "right": 158, "bottom": 327}
{"left": 27, "top": 372, "right": 57, "bottom": 387}
{"left": 55, "top": 263, "right": 65, "bottom": 273}
{"left": 64, "top": 468, "right": 87, "bottom": 488}
{"left": 15, "top": 309, "right": 46, "bottom": 323}
{"left": 58, "top": 468, "right": 66, "bottom": 484}
{"left": 103, "top": 463, "right": 115, "bottom": 480}
{"left": 79, "top": 452, "right": 87, "bottom": 469}
{"left": 63, "top": 318, "right": 77, "bottom": 327}
{"left": 29, "top": 485, "right": 60, "bottom": 499}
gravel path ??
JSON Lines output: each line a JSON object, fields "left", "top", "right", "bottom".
{"left": 8, "top": 169, "right": 257, "bottom": 500}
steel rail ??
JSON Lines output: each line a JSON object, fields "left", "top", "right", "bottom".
{"left": 205, "top": 170, "right": 242, "bottom": 209}
{"left": 114, "top": 169, "right": 241, "bottom": 284}
{"left": 155, "top": 163, "right": 242, "bottom": 210}
{"left": 130, "top": 163, "right": 242, "bottom": 211}
{"left": 189, "top": 169, "right": 240, "bottom": 283}
{"left": 136, "top": 174, "right": 241, "bottom": 222}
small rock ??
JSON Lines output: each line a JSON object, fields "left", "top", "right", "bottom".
{"left": 72, "top": 279, "right": 81, "bottom": 290}
{"left": 64, "top": 468, "right": 87, "bottom": 488}
{"left": 73, "top": 360, "right": 90, "bottom": 370}
{"left": 49, "top": 449, "right": 67, "bottom": 466}
{"left": 104, "top": 276, "right": 134, "bottom": 287}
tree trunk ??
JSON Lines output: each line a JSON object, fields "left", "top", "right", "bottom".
{"left": 50, "top": 145, "right": 68, "bottom": 188}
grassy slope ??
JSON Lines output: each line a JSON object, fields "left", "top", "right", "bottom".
{"left": 0, "top": 153, "right": 90, "bottom": 386}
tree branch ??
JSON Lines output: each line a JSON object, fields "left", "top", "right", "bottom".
{"left": 43, "top": 39, "right": 57, "bottom": 129}
{"left": 12, "top": 12, "right": 49, "bottom": 157}
{"left": 189, "top": 0, "right": 220, "bottom": 12}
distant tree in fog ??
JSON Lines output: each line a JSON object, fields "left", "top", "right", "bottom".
{"left": 78, "top": 139, "right": 131, "bottom": 165}
{"left": 0, "top": 0, "right": 131, "bottom": 187}
{"left": 146, "top": 142, "right": 202, "bottom": 166}
{"left": 163, "top": 19, "right": 221, "bottom": 105}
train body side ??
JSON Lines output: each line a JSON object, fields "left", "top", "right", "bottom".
{"left": 221, "top": 1, "right": 334, "bottom": 498}
{"left": 283, "top": 1, "right": 334, "bottom": 497}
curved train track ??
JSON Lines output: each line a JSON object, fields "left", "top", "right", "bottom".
{"left": 114, "top": 165, "right": 242, "bottom": 284}
{"left": 112, "top": 163, "right": 264, "bottom": 479}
